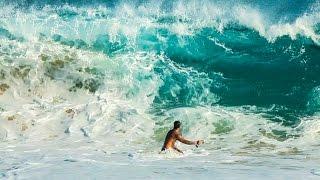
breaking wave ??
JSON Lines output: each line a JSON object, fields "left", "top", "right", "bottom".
{"left": 0, "top": 0, "right": 320, "bottom": 156}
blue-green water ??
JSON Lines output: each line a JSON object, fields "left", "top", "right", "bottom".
{"left": 2, "top": 0, "right": 320, "bottom": 115}
{"left": 0, "top": 0, "right": 320, "bottom": 179}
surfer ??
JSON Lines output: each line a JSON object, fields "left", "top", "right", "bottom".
{"left": 161, "top": 121, "right": 204, "bottom": 153}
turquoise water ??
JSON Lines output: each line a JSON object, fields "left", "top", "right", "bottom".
{"left": 0, "top": 0, "right": 320, "bottom": 179}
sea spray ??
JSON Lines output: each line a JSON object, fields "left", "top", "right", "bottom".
{"left": 0, "top": 1, "right": 320, "bottom": 178}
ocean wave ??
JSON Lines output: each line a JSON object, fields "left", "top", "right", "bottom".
{"left": 0, "top": 2, "right": 318, "bottom": 110}
{"left": 0, "top": 0, "right": 320, "bottom": 155}
{"left": 0, "top": 1, "right": 319, "bottom": 42}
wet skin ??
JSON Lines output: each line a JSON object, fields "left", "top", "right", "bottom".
{"left": 161, "top": 128, "right": 203, "bottom": 153}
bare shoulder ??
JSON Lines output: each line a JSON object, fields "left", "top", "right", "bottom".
{"left": 173, "top": 129, "right": 181, "bottom": 137}
{"left": 166, "top": 129, "right": 174, "bottom": 137}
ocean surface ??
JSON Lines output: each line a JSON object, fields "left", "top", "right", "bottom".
{"left": 0, "top": 0, "right": 320, "bottom": 179}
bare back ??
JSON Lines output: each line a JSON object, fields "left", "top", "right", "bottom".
{"left": 161, "top": 129, "right": 179, "bottom": 150}
{"left": 161, "top": 128, "right": 196, "bottom": 153}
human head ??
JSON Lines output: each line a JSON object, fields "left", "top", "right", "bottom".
{"left": 174, "top": 121, "right": 181, "bottom": 129}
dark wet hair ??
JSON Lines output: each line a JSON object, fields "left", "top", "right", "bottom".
{"left": 174, "top": 121, "right": 181, "bottom": 129}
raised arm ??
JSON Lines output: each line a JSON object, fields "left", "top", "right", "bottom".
{"left": 176, "top": 133, "right": 196, "bottom": 145}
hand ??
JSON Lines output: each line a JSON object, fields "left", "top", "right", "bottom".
{"left": 195, "top": 140, "right": 204, "bottom": 147}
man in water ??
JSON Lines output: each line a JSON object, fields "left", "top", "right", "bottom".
{"left": 161, "top": 121, "right": 204, "bottom": 153}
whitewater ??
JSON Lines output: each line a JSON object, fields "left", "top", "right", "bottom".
{"left": 1, "top": 0, "right": 320, "bottom": 179}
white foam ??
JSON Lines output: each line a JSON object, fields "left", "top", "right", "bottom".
{"left": 1, "top": 2, "right": 320, "bottom": 178}
{"left": 0, "top": 1, "right": 319, "bottom": 45}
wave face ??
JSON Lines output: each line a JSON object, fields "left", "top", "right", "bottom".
{"left": 0, "top": 0, "right": 320, "bottom": 157}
